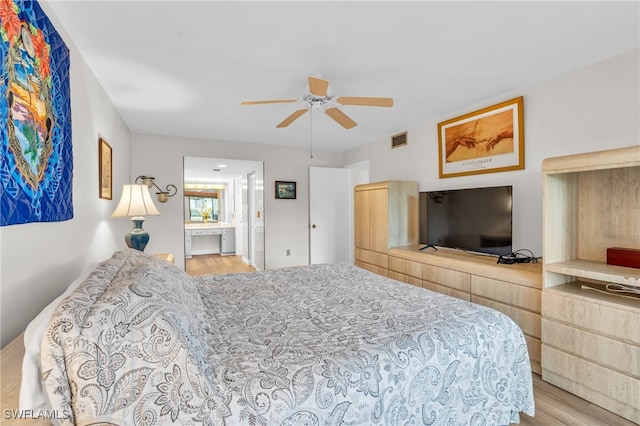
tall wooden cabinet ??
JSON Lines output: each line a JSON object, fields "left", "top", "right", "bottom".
{"left": 541, "top": 146, "right": 640, "bottom": 423}
{"left": 354, "top": 181, "right": 418, "bottom": 276}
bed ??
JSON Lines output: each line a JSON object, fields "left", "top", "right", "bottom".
{"left": 25, "top": 248, "right": 534, "bottom": 425}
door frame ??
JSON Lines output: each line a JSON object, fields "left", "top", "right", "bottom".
{"left": 183, "top": 157, "right": 264, "bottom": 271}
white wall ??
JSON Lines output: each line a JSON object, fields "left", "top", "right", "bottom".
{"left": 130, "top": 134, "right": 343, "bottom": 270}
{"left": 344, "top": 49, "right": 640, "bottom": 257}
{"left": 0, "top": 2, "right": 131, "bottom": 347}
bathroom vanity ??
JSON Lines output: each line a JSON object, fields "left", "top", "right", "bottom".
{"left": 184, "top": 222, "right": 236, "bottom": 258}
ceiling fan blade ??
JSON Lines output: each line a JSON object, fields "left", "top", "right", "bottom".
{"left": 309, "top": 75, "right": 329, "bottom": 97}
{"left": 337, "top": 97, "right": 394, "bottom": 107}
{"left": 325, "top": 107, "right": 357, "bottom": 129}
{"left": 241, "top": 99, "right": 297, "bottom": 105}
{"left": 276, "top": 108, "right": 308, "bottom": 128}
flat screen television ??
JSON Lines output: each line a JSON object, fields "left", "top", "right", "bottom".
{"left": 419, "top": 185, "right": 512, "bottom": 256}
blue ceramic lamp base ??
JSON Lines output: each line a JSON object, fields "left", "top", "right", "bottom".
{"left": 125, "top": 217, "right": 150, "bottom": 251}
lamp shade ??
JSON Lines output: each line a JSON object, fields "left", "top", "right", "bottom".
{"left": 111, "top": 184, "right": 161, "bottom": 218}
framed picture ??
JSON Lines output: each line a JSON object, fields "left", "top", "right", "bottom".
{"left": 275, "top": 181, "right": 296, "bottom": 199}
{"left": 99, "top": 138, "right": 112, "bottom": 199}
{"left": 438, "top": 96, "right": 524, "bottom": 178}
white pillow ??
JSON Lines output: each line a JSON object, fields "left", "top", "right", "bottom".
{"left": 19, "top": 263, "right": 96, "bottom": 410}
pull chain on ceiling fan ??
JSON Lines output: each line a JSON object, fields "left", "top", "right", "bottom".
{"left": 309, "top": 106, "right": 314, "bottom": 159}
{"left": 241, "top": 74, "right": 393, "bottom": 130}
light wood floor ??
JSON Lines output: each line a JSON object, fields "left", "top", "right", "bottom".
{"left": 518, "top": 374, "right": 636, "bottom": 425}
{"left": 186, "top": 253, "right": 256, "bottom": 276}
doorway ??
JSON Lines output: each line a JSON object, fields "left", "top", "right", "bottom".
{"left": 183, "top": 157, "right": 264, "bottom": 273}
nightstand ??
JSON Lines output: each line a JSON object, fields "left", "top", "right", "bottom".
{"left": 153, "top": 253, "right": 174, "bottom": 263}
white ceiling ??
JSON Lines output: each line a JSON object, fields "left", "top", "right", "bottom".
{"left": 46, "top": 1, "right": 639, "bottom": 152}
{"left": 183, "top": 156, "right": 262, "bottom": 183}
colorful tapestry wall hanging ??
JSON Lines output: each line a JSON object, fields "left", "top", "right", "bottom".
{"left": 0, "top": 0, "right": 72, "bottom": 226}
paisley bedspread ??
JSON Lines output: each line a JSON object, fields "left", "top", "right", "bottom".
{"left": 41, "top": 249, "right": 534, "bottom": 425}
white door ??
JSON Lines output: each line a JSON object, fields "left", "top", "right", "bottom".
{"left": 309, "top": 167, "right": 349, "bottom": 264}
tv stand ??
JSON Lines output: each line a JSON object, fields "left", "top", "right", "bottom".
{"left": 419, "top": 244, "right": 437, "bottom": 251}
{"left": 387, "top": 245, "right": 542, "bottom": 374}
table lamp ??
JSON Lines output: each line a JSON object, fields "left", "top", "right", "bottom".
{"left": 111, "top": 184, "right": 161, "bottom": 251}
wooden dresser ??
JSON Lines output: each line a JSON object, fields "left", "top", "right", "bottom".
{"left": 388, "top": 245, "right": 543, "bottom": 375}
{"left": 354, "top": 181, "right": 418, "bottom": 276}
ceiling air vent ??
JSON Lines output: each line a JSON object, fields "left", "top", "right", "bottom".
{"left": 391, "top": 131, "right": 407, "bottom": 149}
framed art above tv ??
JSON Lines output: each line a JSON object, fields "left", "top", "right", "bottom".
{"left": 438, "top": 97, "right": 524, "bottom": 178}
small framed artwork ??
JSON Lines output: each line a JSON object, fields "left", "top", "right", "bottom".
{"left": 438, "top": 96, "right": 524, "bottom": 178}
{"left": 275, "top": 181, "right": 296, "bottom": 199}
{"left": 99, "top": 138, "right": 112, "bottom": 199}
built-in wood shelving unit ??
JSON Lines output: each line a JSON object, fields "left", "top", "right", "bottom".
{"left": 541, "top": 145, "right": 640, "bottom": 424}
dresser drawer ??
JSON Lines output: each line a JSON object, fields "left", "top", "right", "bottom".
{"left": 355, "top": 261, "right": 388, "bottom": 277}
{"left": 355, "top": 248, "right": 388, "bottom": 269}
{"left": 542, "top": 346, "right": 640, "bottom": 422}
{"left": 389, "top": 271, "right": 422, "bottom": 287}
{"left": 422, "top": 281, "right": 470, "bottom": 301}
{"left": 471, "top": 276, "right": 541, "bottom": 313}
{"left": 542, "top": 318, "right": 639, "bottom": 378}
{"left": 471, "top": 295, "right": 541, "bottom": 339}
{"left": 423, "top": 265, "right": 470, "bottom": 292}
{"left": 389, "top": 256, "right": 422, "bottom": 279}
{"left": 543, "top": 288, "right": 640, "bottom": 346}
{"left": 524, "top": 335, "right": 541, "bottom": 375}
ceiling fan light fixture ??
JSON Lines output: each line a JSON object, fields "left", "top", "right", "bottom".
{"left": 241, "top": 74, "right": 393, "bottom": 130}
{"left": 310, "top": 100, "right": 326, "bottom": 111}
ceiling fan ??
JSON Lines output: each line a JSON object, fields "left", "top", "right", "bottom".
{"left": 241, "top": 74, "right": 393, "bottom": 129}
